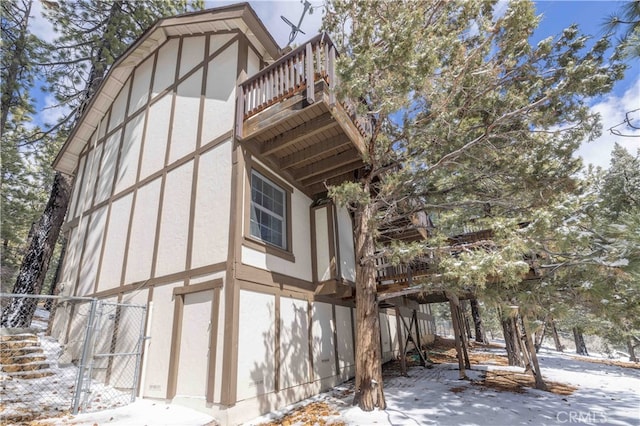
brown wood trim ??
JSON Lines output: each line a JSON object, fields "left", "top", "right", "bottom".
{"left": 207, "top": 286, "right": 221, "bottom": 403}
{"left": 235, "top": 263, "right": 315, "bottom": 293}
{"left": 166, "top": 290, "right": 184, "bottom": 399}
{"left": 221, "top": 48, "right": 247, "bottom": 404}
{"left": 173, "top": 278, "right": 223, "bottom": 296}
{"left": 91, "top": 262, "right": 226, "bottom": 299}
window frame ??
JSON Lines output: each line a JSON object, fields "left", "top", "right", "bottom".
{"left": 244, "top": 163, "right": 294, "bottom": 262}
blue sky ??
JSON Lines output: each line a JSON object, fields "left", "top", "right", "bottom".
{"left": 31, "top": 0, "right": 639, "bottom": 168}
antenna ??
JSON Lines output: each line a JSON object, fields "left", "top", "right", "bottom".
{"left": 281, "top": 0, "right": 313, "bottom": 47}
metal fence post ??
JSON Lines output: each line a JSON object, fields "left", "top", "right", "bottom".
{"left": 131, "top": 305, "right": 148, "bottom": 402}
{"left": 71, "top": 298, "right": 98, "bottom": 414}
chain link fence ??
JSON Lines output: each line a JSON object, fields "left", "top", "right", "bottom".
{"left": 0, "top": 294, "right": 147, "bottom": 424}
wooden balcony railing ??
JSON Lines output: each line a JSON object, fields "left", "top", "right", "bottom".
{"left": 235, "top": 33, "right": 372, "bottom": 141}
{"left": 375, "top": 254, "right": 436, "bottom": 285}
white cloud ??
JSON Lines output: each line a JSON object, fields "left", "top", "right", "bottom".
{"left": 29, "top": 0, "right": 57, "bottom": 43}
{"left": 575, "top": 77, "right": 640, "bottom": 169}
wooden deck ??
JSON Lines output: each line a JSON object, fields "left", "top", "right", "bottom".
{"left": 236, "top": 33, "right": 372, "bottom": 196}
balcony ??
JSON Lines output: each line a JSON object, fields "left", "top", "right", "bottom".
{"left": 236, "top": 33, "right": 371, "bottom": 196}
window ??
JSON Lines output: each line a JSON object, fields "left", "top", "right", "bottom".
{"left": 250, "top": 170, "right": 286, "bottom": 249}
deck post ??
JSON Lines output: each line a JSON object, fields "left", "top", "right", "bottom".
{"left": 328, "top": 45, "right": 336, "bottom": 106}
{"left": 305, "top": 42, "right": 315, "bottom": 104}
{"left": 235, "top": 75, "right": 245, "bottom": 139}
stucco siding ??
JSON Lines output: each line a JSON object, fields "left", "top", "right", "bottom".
{"left": 155, "top": 160, "right": 193, "bottom": 277}
{"left": 191, "top": 140, "right": 232, "bottom": 268}
{"left": 236, "top": 289, "right": 276, "bottom": 401}
{"left": 125, "top": 178, "right": 161, "bottom": 284}
{"left": 279, "top": 296, "right": 310, "bottom": 390}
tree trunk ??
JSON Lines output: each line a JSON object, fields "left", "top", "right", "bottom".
{"left": 44, "top": 237, "right": 66, "bottom": 311}
{"left": 0, "top": 172, "right": 71, "bottom": 327}
{"left": 461, "top": 300, "right": 473, "bottom": 343}
{"left": 521, "top": 314, "right": 547, "bottom": 391}
{"left": 499, "top": 307, "right": 523, "bottom": 367}
{"left": 469, "top": 298, "right": 486, "bottom": 343}
{"left": 627, "top": 337, "right": 638, "bottom": 362}
{"left": 572, "top": 327, "right": 588, "bottom": 356}
{"left": 534, "top": 318, "right": 546, "bottom": 353}
{"left": 550, "top": 317, "right": 563, "bottom": 352}
{"left": 352, "top": 197, "right": 386, "bottom": 411}
{"left": 449, "top": 299, "right": 467, "bottom": 379}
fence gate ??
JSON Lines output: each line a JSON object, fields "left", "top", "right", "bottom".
{"left": 73, "top": 300, "right": 147, "bottom": 414}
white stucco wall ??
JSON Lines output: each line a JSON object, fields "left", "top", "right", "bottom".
{"left": 80, "top": 141, "right": 100, "bottom": 212}
{"left": 279, "top": 296, "right": 310, "bottom": 389}
{"left": 152, "top": 39, "right": 178, "bottom": 98}
{"left": 311, "top": 302, "right": 335, "bottom": 380}
{"left": 179, "top": 36, "right": 205, "bottom": 78}
{"left": 201, "top": 40, "right": 237, "bottom": 144}
{"left": 109, "top": 78, "right": 130, "bottom": 132}
{"left": 236, "top": 290, "right": 276, "bottom": 401}
{"left": 129, "top": 55, "right": 153, "bottom": 115}
{"left": 169, "top": 69, "right": 202, "bottom": 164}
{"left": 155, "top": 160, "right": 193, "bottom": 277}
{"left": 125, "top": 178, "right": 161, "bottom": 284}
{"left": 335, "top": 305, "right": 354, "bottom": 380}
{"left": 114, "top": 113, "right": 144, "bottom": 194}
{"left": 336, "top": 206, "right": 356, "bottom": 282}
{"left": 76, "top": 205, "right": 108, "bottom": 295}
{"left": 68, "top": 154, "right": 86, "bottom": 220}
{"left": 314, "top": 207, "right": 331, "bottom": 282}
{"left": 97, "top": 193, "right": 132, "bottom": 291}
{"left": 140, "top": 94, "right": 171, "bottom": 180}
{"left": 191, "top": 140, "right": 232, "bottom": 268}
{"left": 142, "top": 281, "right": 181, "bottom": 399}
{"left": 176, "top": 289, "right": 214, "bottom": 398}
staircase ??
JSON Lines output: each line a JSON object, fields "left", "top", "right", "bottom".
{"left": 0, "top": 333, "right": 54, "bottom": 380}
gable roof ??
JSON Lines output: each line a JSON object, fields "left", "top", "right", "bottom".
{"left": 53, "top": 2, "right": 280, "bottom": 176}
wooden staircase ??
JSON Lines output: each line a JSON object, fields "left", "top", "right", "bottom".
{"left": 0, "top": 333, "right": 54, "bottom": 380}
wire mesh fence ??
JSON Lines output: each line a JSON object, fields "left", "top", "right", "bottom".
{"left": 0, "top": 294, "right": 147, "bottom": 424}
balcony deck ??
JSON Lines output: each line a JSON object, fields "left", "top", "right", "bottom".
{"left": 236, "top": 34, "right": 371, "bottom": 196}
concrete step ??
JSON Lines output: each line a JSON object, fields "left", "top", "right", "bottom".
{"left": 2, "top": 361, "right": 51, "bottom": 373}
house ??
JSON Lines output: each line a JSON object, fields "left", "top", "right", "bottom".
{"left": 50, "top": 4, "right": 435, "bottom": 424}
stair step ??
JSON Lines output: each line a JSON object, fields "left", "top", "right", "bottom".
{"left": 0, "top": 346, "right": 44, "bottom": 358}
{"left": 5, "top": 369, "right": 55, "bottom": 379}
{"left": 2, "top": 361, "right": 51, "bottom": 373}
{"left": 0, "top": 354, "right": 48, "bottom": 365}
{"left": 0, "top": 334, "right": 37, "bottom": 343}
{"left": 0, "top": 340, "right": 38, "bottom": 350}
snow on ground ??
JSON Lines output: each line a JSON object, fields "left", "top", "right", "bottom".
{"left": 28, "top": 344, "right": 640, "bottom": 426}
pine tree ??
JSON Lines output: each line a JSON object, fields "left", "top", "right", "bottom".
{"left": 0, "top": 0, "right": 52, "bottom": 288}
{"left": 3, "top": 0, "right": 202, "bottom": 327}
{"left": 322, "top": 0, "right": 623, "bottom": 408}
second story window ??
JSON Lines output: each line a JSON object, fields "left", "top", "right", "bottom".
{"left": 250, "top": 170, "right": 286, "bottom": 249}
